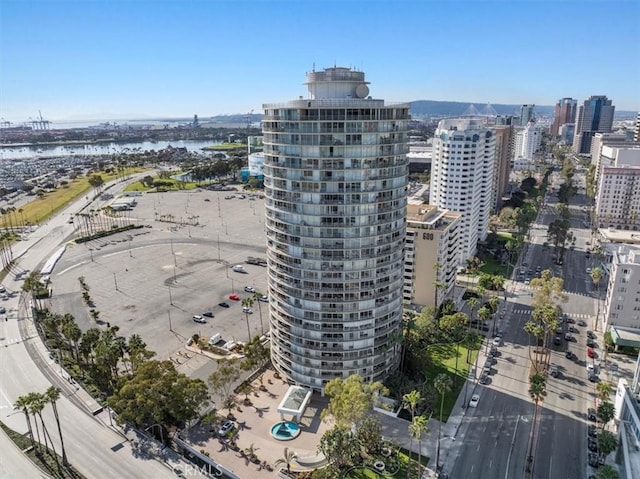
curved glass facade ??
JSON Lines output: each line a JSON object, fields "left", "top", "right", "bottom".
{"left": 262, "top": 67, "right": 409, "bottom": 390}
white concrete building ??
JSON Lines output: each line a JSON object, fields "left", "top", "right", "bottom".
{"left": 262, "top": 66, "right": 409, "bottom": 390}
{"left": 514, "top": 121, "right": 544, "bottom": 161}
{"left": 404, "top": 204, "right": 461, "bottom": 309}
{"left": 603, "top": 245, "right": 640, "bottom": 330}
{"left": 429, "top": 118, "right": 496, "bottom": 264}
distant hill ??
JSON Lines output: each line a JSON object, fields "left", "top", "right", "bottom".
{"left": 209, "top": 101, "right": 636, "bottom": 123}
{"left": 409, "top": 100, "right": 636, "bottom": 119}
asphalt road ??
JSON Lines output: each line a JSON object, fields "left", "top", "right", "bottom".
{"left": 448, "top": 169, "right": 599, "bottom": 479}
{"left": 1, "top": 174, "right": 202, "bottom": 479}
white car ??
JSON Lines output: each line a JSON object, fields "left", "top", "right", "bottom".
{"left": 258, "top": 295, "right": 269, "bottom": 303}
{"left": 244, "top": 286, "right": 255, "bottom": 293}
{"left": 469, "top": 394, "right": 480, "bottom": 408}
{"left": 492, "top": 337, "right": 502, "bottom": 347}
{"left": 192, "top": 315, "right": 206, "bottom": 323}
{"left": 242, "top": 307, "right": 253, "bottom": 314}
{"left": 232, "top": 265, "right": 246, "bottom": 273}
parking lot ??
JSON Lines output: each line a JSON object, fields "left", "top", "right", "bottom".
{"left": 49, "top": 188, "right": 270, "bottom": 380}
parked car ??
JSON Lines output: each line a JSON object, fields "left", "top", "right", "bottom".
{"left": 550, "top": 365, "right": 559, "bottom": 378}
{"left": 568, "top": 326, "right": 578, "bottom": 333}
{"left": 587, "top": 330, "right": 596, "bottom": 339}
{"left": 554, "top": 336, "right": 562, "bottom": 345}
{"left": 586, "top": 339, "right": 596, "bottom": 348}
{"left": 218, "top": 420, "right": 235, "bottom": 437}
{"left": 587, "top": 348, "right": 595, "bottom": 358}
{"left": 232, "top": 265, "right": 247, "bottom": 273}
{"left": 479, "top": 373, "right": 489, "bottom": 384}
{"left": 588, "top": 452, "right": 600, "bottom": 468}
{"left": 565, "top": 350, "right": 575, "bottom": 360}
{"left": 242, "top": 307, "right": 253, "bottom": 314}
{"left": 588, "top": 438, "right": 598, "bottom": 452}
{"left": 469, "top": 394, "right": 480, "bottom": 408}
{"left": 229, "top": 294, "right": 240, "bottom": 301}
{"left": 192, "top": 315, "right": 206, "bottom": 323}
{"left": 244, "top": 286, "right": 255, "bottom": 293}
{"left": 577, "top": 319, "right": 587, "bottom": 327}
{"left": 202, "top": 311, "right": 214, "bottom": 318}
{"left": 588, "top": 425, "right": 598, "bottom": 437}
{"left": 218, "top": 302, "right": 230, "bottom": 308}
{"left": 564, "top": 333, "right": 575, "bottom": 342}
{"left": 587, "top": 408, "right": 597, "bottom": 421}
{"left": 0, "top": 306, "right": 6, "bottom": 314}
{"left": 492, "top": 337, "right": 502, "bottom": 347}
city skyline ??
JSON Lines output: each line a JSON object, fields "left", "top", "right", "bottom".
{"left": 1, "top": 0, "right": 639, "bottom": 122}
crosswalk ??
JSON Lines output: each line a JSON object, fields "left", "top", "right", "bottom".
{"left": 511, "top": 309, "right": 592, "bottom": 319}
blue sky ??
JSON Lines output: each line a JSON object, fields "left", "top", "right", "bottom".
{"left": 1, "top": 0, "right": 638, "bottom": 122}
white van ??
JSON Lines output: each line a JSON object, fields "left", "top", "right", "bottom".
{"left": 232, "top": 265, "right": 246, "bottom": 273}
{"left": 208, "top": 333, "right": 222, "bottom": 345}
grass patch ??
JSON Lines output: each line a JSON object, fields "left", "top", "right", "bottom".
{"left": 479, "top": 255, "right": 509, "bottom": 277}
{"left": 124, "top": 176, "right": 202, "bottom": 192}
{"left": 202, "top": 142, "right": 246, "bottom": 151}
{"left": 425, "top": 337, "right": 482, "bottom": 421}
{"left": 0, "top": 170, "right": 146, "bottom": 226}
{"left": 0, "top": 421, "right": 85, "bottom": 479}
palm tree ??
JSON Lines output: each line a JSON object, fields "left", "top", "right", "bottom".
{"left": 590, "top": 267, "right": 603, "bottom": 294}
{"left": 409, "top": 415, "right": 429, "bottom": 478}
{"left": 13, "top": 395, "right": 36, "bottom": 450}
{"left": 241, "top": 297, "right": 254, "bottom": 341}
{"left": 596, "top": 381, "right": 613, "bottom": 402}
{"left": 402, "top": 390, "right": 421, "bottom": 465}
{"left": 274, "top": 447, "right": 296, "bottom": 473}
{"left": 434, "top": 373, "right": 453, "bottom": 470}
{"left": 252, "top": 292, "right": 265, "bottom": 334}
{"left": 595, "top": 464, "right": 620, "bottom": 479}
{"left": 527, "top": 374, "right": 547, "bottom": 472}
{"left": 45, "top": 387, "right": 68, "bottom": 465}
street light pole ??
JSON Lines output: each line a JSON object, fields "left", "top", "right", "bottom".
{"left": 168, "top": 310, "right": 172, "bottom": 332}
{"left": 168, "top": 285, "right": 173, "bottom": 305}
{"left": 113, "top": 273, "right": 118, "bottom": 291}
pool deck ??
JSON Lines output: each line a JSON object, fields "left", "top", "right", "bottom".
{"left": 182, "top": 369, "right": 331, "bottom": 477}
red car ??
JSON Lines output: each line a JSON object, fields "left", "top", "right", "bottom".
{"left": 229, "top": 293, "right": 240, "bottom": 301}
{"left": 587, "top": 348, "right": 595, "bottom": 358}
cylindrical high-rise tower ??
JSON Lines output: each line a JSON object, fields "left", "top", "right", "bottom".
{"left": 262, "top": 67, "right": 409, "bottom": 391}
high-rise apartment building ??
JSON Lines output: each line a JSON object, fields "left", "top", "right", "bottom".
{"left": 572, "top": 95, "right": 615, "bottom": 155}
{"left": 262, "top": 67, "right": 409, "bottom": 390}
{"left": 596, "top": 153, "right": 640, "bottom": 231}
{"left": 429, "top": 118, "right": 496, "bottom": 264}
{"left": 492, "top": 125, "right": 514, "bottom": 210}
{"left": 519, "top": 104, "right": 535, "bottom": 126}
{"left": 404, "top": 204, "right": 461, "bottom": 308}
{"left": 551, "top": 98, "right": 577, "bottom": 136}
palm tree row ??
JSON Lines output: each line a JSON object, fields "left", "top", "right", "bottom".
{"left": 14, "top": 387, "right": 68, "bottom": 469}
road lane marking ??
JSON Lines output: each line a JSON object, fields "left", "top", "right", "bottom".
{"left": 504, "top": 415, "right": 520, "bottom": 479}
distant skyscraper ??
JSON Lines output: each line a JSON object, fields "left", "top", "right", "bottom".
{"left": 262, "top": 66, "right": 409, "bottom": 390}
{"left": 572, "top": 95, "right": 615, "bottom": 155}
{"left": 514, "top": 121, "right": 544, "bottom": 160}
{"left": 551, "top": 98, "right": 577, "bottom": 136}
{"left": 519, "top": 104, "right": 535, "bottom": 126}
{"left": 430, "top": 118, "right": 496, "bottom": 264}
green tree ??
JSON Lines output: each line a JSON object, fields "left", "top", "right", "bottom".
{"left": 252, "top": 291, "right": 266, "bottom": 334}
{"left": 241, "top": 297, "right": 254, "bottom": 341}
{"left": 402, "top": 390, "right": 421, "bottom": 465}
{"left": 596, "top": 381, "right": 613, "bottom": 402}
{"left": 590, "top": 267, "right": 603, "bottom": 293}
{"left": 410, "top": 414, "right": 429, "bottom": 477}
{"left": 321, "top": 374, "right": 388, "bottom": 430}
{"left": 596, "top": 464, "right": 620, "bottom": 479}
{"left": 208, "top": 359, "right": 241, "bottom": 416}
{"left": 126, "top": 333, "right": 156, "bottom": 373}
{"left": 318, "top": 426, "right": 360, "bottom": 469}
{"left": 109, "top": 360, "right": 209, "bottom": 430}
{"left": 527, "top": 374, "right": 546, "bottom": 471}
{"left": 597, "top": 401, "right": 615, "bottom": 430}
{"left": 434, "top": 373, "right": 453, "bottom": 469}
{"left": 241, "top": 335, "right": 270, "bottom": 373}
{"left": 45, "top": 387, "right": 68, "bottom": 466}
{"left": 88, "top": 174, "right": 104, "bottom": 192}
{"left": 356, "top": 415, "right": 383, "bottom": 454}
{"left": 597, "top": 430, "right": 618, "bottom": 459}
{"left": 274, "top": 447, "right": 296, "bottom": 474}
{"left": 13, "top": 395, "right": 36, "bottom": 451}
